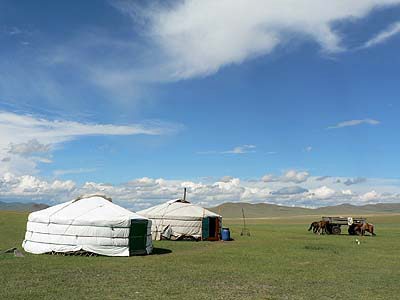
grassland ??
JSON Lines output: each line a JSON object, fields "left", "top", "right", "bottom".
{"left": 209, "top": 202, "right": 400, "bottom": 218}
{"left": 1, "top": 211, "right": 400, "bottom": 300}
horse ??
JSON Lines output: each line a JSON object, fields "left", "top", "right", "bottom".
{"left": 316, "top": 220, "right": 329, "bottom": 235}
{"left": 308, "top": 221, "right": 319, "bottom": 233}
{"left": 308, "top": 220, "right": 329, "bottom": 234}
{"left": 354, "top": 222, "right": 376, "bottom": 236}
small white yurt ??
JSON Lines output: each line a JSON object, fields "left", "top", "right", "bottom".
{"left": 137, "top": 198, "right": 222, "bottom": 241}
{"left": 22, "top": 194, "right": 152, "bottom": 256}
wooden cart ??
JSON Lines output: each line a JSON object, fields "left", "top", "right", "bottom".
{"left": 322, "top": 216, "right": 366, "bottom": 235}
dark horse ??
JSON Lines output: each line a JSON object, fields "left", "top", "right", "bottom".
{"left": 308, "top": 221, "right": 319, "bottom": 233}
{"left": 308, "top": 221, "right": 329, "bottom": 234}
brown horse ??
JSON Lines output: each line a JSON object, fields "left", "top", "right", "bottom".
{"left": 308, "top": 221, "right": 329, "bottom": 234}
{"left": 354, "top": 222, "right": 376, "bottom": 236}
{"left": 316, "top": 220, "right": 329, "bottom": 235}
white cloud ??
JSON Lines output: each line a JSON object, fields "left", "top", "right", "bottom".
{"left": 261, "top": 174, "right": 275, "bottom": 182}
{"left": 263, "top": 170, "right": 310, "bottom": 184}
{"left": 0, "top": 110, "right": 181, "bottom": 175}
{"left": 3, "top": 2, "right": 399, "bottom": 108}
{"left": 308, "top": 186, "right": 336, "bottom": 199}
{"left": 2, "top": 173, "right": 400, "bottom": 209}
{"left": 360, "top": 190, "right": 380, "bottom": 202}
{"left": 362, "top": 21, "right": 400, "bottom": 48}
{"left": 342, "top": 189, "right": 353, "bottom": 195}
{"left": 115, "top": 0, "right": 400, "bottom": 79}
{"left": 327, "top": 118, "right": 380, "bottom": 129}
{"left": 0, "top": 172, "right": 75, "bottom": 200}
{"left": 283, "top": 170, "right": 310, "bottom": 183}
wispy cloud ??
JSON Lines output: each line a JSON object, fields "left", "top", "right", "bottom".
{"left": 0, "top": 110, "right": 181, "bottom": 143}
{"left": 0, "top": 110, "right": 182, "bottom": 175}
{"left": 304, "top": 146, "right": 313, "bottom": 152}
{"left": 316, "top": 176, "right": 331, "bottom": 181}
{"left": 2, "top": 2, "right": 400, "bottom": 108}
{"left": 327, "top": 119, "right": 380, "bottom": 129}
{"left": 198, "top": 144, "right": 256, "bottom": 155}
{"left": 113, "top": 0, "right": 400, "bottom": 79}
{"left": 53, "top": 168, "right": 97, "bottom": 177}
{"left": 1, "top": 26, "right": 22, "bottom": 36}
{"left": 362, "top": 21, "right": 400, "bottom": 49}
{"left": 222, "top": 145, "right": 256, "bottom": 154}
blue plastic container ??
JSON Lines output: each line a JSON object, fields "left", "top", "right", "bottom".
{"left": 221, "top": 228, "right": 231, "bottom": 241}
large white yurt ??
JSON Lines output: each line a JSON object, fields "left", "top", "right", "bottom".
{"left": 137, "top": 199, "right": 222, "bottom": 241}
{"left": 22, "top": 194, "right": 152, "bottom": 256}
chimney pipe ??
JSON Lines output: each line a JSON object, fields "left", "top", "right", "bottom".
{"left": 183, "top": 187, "right": 187, "bottom": 202}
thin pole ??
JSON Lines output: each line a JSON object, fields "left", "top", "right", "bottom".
{"left": 242, "top": 208, "right": 246, "bottom": 229}
{"left": 241, "top": 208, "right": 250, "bottom": 236}
{"left": 183, "top": 187, "right": 187, "bottom": 202}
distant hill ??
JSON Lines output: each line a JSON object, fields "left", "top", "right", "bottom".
{"left": 0, "top": 201, "right": 49, "bottom": 212}
{"left": 209, "top": 202, "right": 400, "bottom": 218}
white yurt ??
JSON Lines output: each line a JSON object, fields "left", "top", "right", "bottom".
{"left": 137, "top": 199, "right": 222, "bottom": 241}
{"left": 22, "top": 194, "right": 152, "bottom": 256}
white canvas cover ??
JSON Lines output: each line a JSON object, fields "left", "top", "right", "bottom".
{"left": 22, "top": 195, "right": 153, "bottom": 256}
{"left": 137, "top": 199, "right": 221, "bottom": 240}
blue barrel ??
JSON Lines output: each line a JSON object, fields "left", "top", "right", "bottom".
{"left": 221, "top": 228, "right": 230, "bottom": 241}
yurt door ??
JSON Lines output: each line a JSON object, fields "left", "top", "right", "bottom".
{"left": 202, "top": 217, "right": 219, "bottom": 241}
{"left": 129, "top": 220, "right": 148, "bottom": 255}
{"left": 202, "top": 218, "right": 209, "bottom": 240}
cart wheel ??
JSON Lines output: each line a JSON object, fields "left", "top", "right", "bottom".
{"left": 332, "top": 226, "right": 341, "bottom": 235}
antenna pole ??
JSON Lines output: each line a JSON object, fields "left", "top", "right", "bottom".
{"left": 183, "top": 187, "right": 187, "bottom": 202}
{"left": 241, "top": 208, "right": 250, "bottom": 236}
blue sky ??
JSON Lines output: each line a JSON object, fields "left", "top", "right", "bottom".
{"left": 1, "top": 1, "right": 400, "bottom": 208}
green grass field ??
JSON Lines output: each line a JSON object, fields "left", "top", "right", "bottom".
{"left": 1, "top": 211, "right": 399, "bottom": 300}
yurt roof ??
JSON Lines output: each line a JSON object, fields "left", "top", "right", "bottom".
{"left": 28, "top": 194, "right": 146, "bottom": 226}
{"left": 137, "top": 199, "right": 221, "bottom": 219}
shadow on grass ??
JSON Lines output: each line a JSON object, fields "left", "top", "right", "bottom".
{"left": 152, "top": 247, "right": 172, "bottom": 255}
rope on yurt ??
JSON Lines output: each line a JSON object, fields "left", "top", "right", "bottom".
{"left": 45, "top": 194, "right": 114, "bottom": 254}
{"left": 159, "top": 201, "right": 173, "bottom": 240}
